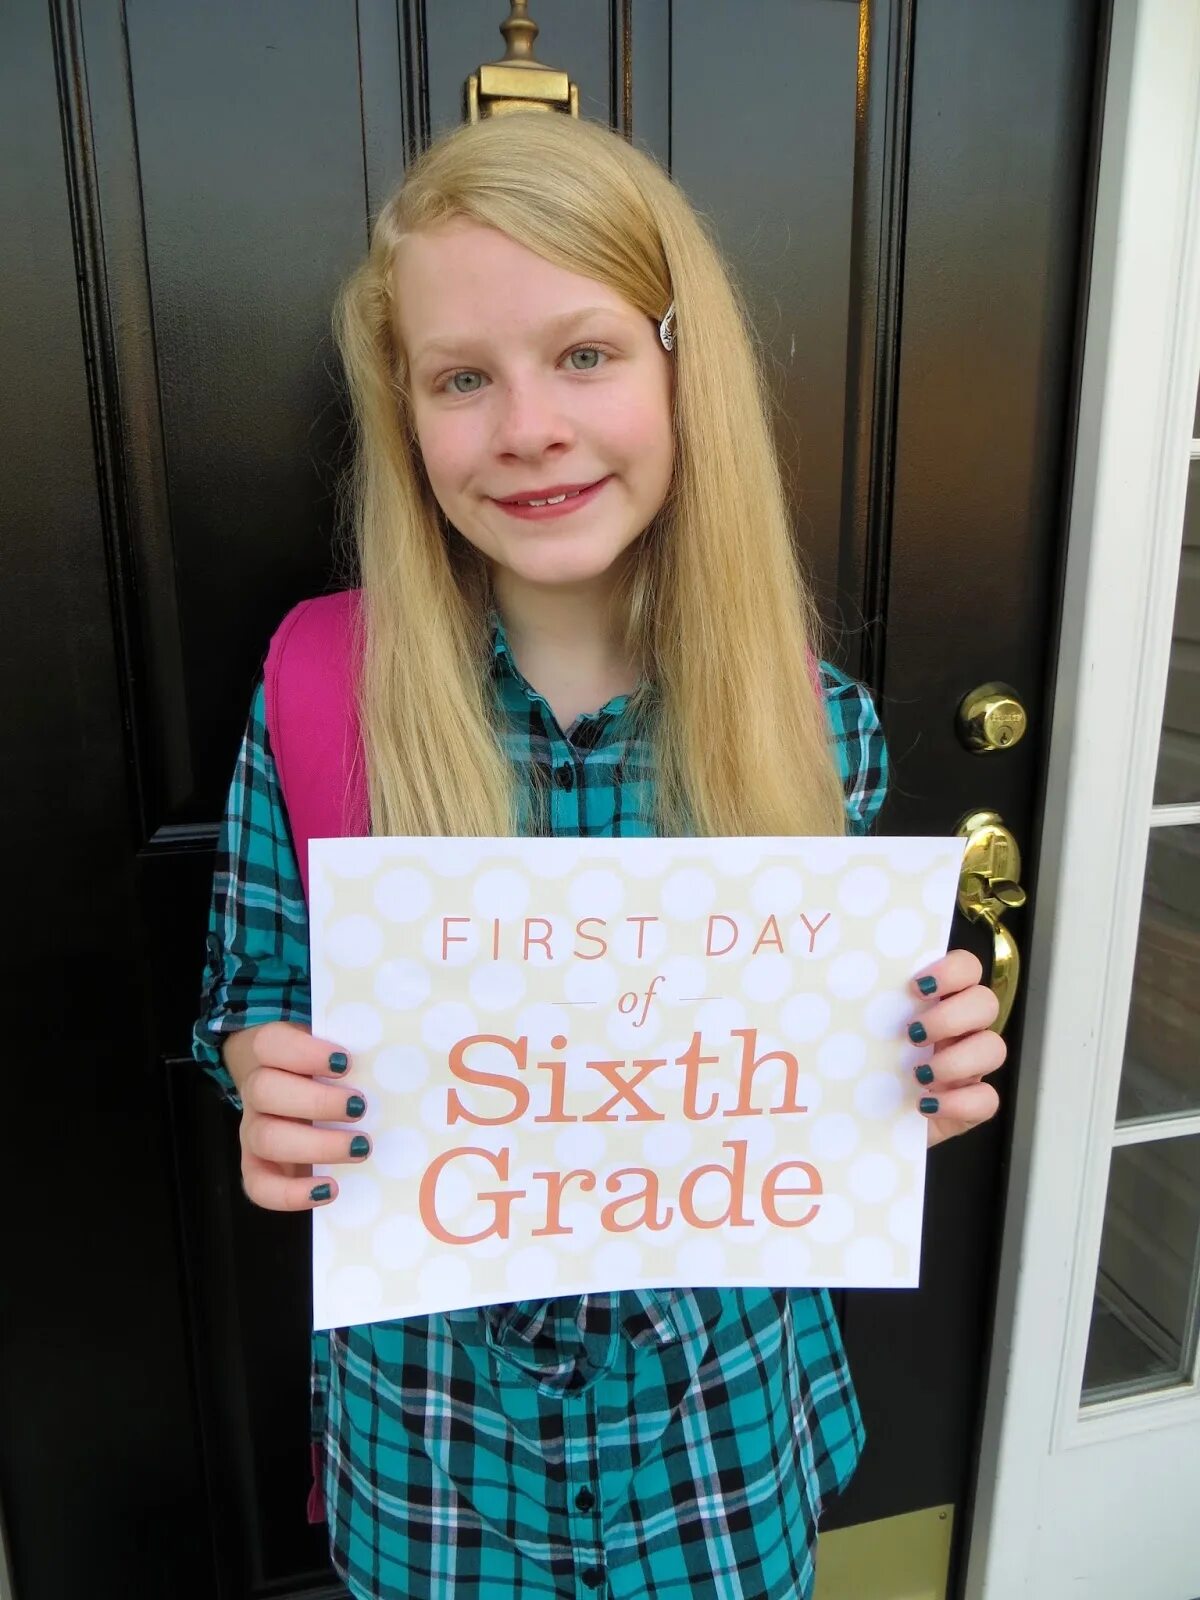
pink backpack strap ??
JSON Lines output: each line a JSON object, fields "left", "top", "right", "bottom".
{"left": 263, "top": 588, "right": 369, "bottom": 903}
{"left": 806, "top": 647, "right": 823, "bottom": 699}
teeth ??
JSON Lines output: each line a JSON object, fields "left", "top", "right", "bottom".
{"left": 517, "top": 488, "right": 583, "bottom": 507}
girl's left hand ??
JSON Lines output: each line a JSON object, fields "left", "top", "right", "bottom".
{"left": 908, "top": 950, "right": 1006, "bottom": 1148}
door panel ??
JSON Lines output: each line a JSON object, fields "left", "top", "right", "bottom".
{"left": 1, "top": 4, "right": 210, "bottom": 1597}
{"left": 837, "top": 0, "right": 1102, "bottom": 1556}
{"left": 2, "top": 2, "right": 1103, "bottom": 1595}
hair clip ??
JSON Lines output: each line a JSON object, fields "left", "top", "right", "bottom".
{"left": 658, "top": 301, "right": 676, "bottom": 353}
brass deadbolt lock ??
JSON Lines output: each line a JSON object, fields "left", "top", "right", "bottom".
{"left": 956, "top": 683, "right": 1028, "bottom": 754}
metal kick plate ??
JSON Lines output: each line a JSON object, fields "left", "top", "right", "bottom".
{"left": 813, "top": 1504, "right": 955, "bottom": 1600}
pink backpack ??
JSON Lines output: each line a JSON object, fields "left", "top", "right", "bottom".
{"left": 264, "top": 589, "right": 369, "bottom": 901}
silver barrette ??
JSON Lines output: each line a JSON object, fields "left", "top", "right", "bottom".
{"left": 658, "top": 301, "right": 676, "bottom": 352}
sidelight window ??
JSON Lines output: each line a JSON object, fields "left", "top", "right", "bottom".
{"left": 1082, "top": 404, "right": 1200, "bottom": 1403}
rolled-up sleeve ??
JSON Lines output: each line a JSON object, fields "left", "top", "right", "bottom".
{"left": 192, "top": 678, "right": 311, "bottom": 1108}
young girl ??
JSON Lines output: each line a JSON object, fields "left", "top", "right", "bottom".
{"left": 194, "top": 112, "right": 1004, "bottom": 1600}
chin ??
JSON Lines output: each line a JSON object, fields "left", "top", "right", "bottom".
{"left": 501, "top": 539, "right": 635, "bottom": 589}
{"left": 513, "top": 555, "right": 629, "bottom": 590}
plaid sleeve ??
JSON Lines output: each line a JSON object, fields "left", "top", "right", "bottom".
{"left": 192, "top": 677, "right": 312, "bottom": 1108}
{"left": 819, "top": 662, "right": 889, "bottom": 836}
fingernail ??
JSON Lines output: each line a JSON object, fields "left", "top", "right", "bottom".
{"left": 919, "top": 1097, "right": 939, "bottom": 1115}
{"left": 917, "top": 975, "right": 938, "bottom": 996}
{"left": 915, "top": 1064, "right": 935, "bottom": 1086}
{"left": 310, "top": 1183, "right": 333, "bottom": 1203}
{"left": 346, "top": 1094, "right": 366, "bottom": 1119}
{"left": 349, "top": 1135, "right": 370, "bottom": 1158}
{"left": 908, "top": 1021, "right": 928, "bottom": 1044}
{"left": 328, "top": 1052, "right": 349, "bottom": 1074}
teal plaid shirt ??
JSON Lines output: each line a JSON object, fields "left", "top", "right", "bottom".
{"left": 194, "top": 620, "right": 888, "bottom": 1600}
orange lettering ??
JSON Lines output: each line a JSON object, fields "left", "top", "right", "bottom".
{"left": 530, "top": 1167, "right": 596, "bottom": 1236}
{"left": 533, "top": 1035, "right": 578, "bottom": 1123}
{"left": 627, "top": 915, "right": 659, "bottom": 958}
{"left": 581, "top": 1058, "right": 667, "bottom": 1122}
{"left": 523, "top": 917, "right": 554, "bottom": 961}
{"left": 574, "top": 917, "right": 608, "bottom": 959}
{"left": 724, "top": 1028, "right": 807, "bottom": 1118}
{"left": 797, "top": 911, "right": 831, "bottom": 953}
{"left": 677, "top": 1140, "right": 753, "bottom": 1229}
{"left": 705, "top": 914, "right": 739, "bottom": 957}
{"left": 761, "top": 1159, "right": 822, "bottom": 1227}
{"left": 676, "top": 1031, "right": 721, "bottom": 1120}
{"left": 419, "top": 1146, "right": 524, "bottom": 1243}
{"left": 446, "top": 1034, "right": 529, "bottom": 1125}
{"left": 601, "top": 1168, "right": 674, "bottom": 1232}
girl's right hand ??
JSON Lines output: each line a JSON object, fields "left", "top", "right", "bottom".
{"left": 221, "top": 1020, "right": 368, "bottom": 1211}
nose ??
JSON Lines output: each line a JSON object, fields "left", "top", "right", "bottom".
{"left": 491, "top": 372, "right": 573, "bottom": 461}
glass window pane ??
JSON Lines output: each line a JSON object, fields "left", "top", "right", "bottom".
{"left": 1117, "top": 825, "right": 1200, "bottom": 1123}
{"left": 1082, "top": 1134, "right": 1200, "bottom": 1403}
{"left": 1153, "top": 461, "right": 1200, "bottom": 804}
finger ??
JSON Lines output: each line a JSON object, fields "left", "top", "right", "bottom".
{"left": 913, "top": 1027, "right": 1007, "bottom": 1089}
{"left": 248, "top": 1020, "right": 353, "bottom": 1080}
{"left": 241, "top": 1148, "right": 340, "bottom": 1211}
{"left": 907, "top": 984, "right": 999, "bottom": 1047}
{"left": 911, "top": 949, "right": 984, "bottom": 1000}
{"left": 918, "top": 1081, "right": 1002, "bottom": 1147}
{"left": 243, "top": 1065, "right": 368, "bottom": 1125}
{"left": 244, "top": 1116, "right": 372, "bottom": 1168}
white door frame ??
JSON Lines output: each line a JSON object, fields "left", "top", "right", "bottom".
{"left": 966, "top": 0, "right": 1200, "bottom": 1594}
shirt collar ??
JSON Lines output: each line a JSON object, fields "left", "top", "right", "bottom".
{"left": 487, "top": 610, "right": 643, "bottom": 727}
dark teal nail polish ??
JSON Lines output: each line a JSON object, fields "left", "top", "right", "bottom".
{"left": 908, "top": 1021, "right": 928, "bottom": 1044}
{"left": 915, "top": 1064, "right": 935, "bottom": 1086}
{"left": 328, "top": 1052, "right": 349, "bottom": 1074}
{"left": 919, "top": 1097, "right": 939, "bottom": 1115}
{"left": 346, "top": 1094, "right": 366, "bottom": 1118}
{"left": 310, "top": 1183, "right": 332, "bottom": 1202}
{"left": 350, "top": 1135, "right": 370, "bottom": 1158}
{"left": 917, "top": 975, "right": 938, "bottom": 996}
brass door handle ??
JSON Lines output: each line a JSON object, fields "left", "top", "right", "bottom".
{"left": 955, "top": 809, "right": 1026, "bottom": 1034}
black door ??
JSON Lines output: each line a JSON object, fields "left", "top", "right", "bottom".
{"left": 1, "top": 3, "right": 1103, "bottom": 1596}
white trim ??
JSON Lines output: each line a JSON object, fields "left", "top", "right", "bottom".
{"left": 1149, "top": 801, "right": 1200, "bottom": 827}
{"left": 1111, "top": 1112, "right": 1200, "bottom": 1146}
{"left": 966, "top": 0, "right": 1200, "bottom": 1592}
{"left": 1052, "top": 0, "right": 1200, "bottom": 1453}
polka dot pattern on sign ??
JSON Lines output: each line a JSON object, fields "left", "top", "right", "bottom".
{"left": 307, "top": 836, "right": 963, "bottom": 1325}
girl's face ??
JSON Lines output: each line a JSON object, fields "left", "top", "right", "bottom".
{"left": 393, "top": 219, "right": 674, "bottom": 601}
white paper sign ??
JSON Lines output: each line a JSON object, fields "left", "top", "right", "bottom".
{"left": 309, "top": 836, "right": 964, "bottom": 1329}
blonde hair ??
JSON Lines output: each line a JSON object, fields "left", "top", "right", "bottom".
{"left": 333, "top": 113, "right": 847, "bottom": 838}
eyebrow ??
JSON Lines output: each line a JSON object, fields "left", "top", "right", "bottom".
{"left": 409, "top": 306, "right": 631, "bottom": 366}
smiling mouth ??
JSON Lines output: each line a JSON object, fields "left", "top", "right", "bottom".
{"left": 494, "top": 479, "right": 605, "bottom": 508}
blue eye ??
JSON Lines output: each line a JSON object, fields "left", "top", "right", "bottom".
{"left": 565, "top": 347, "right": 604, "bottom": 371}
{"left": 447, "top": 370, "right": 485, "bottom": 394}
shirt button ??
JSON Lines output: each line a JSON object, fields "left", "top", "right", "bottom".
{"left": 574, "top": 1487, "right": 596, "bottom": 1511}
{"left": 581, "top": 1566, "right": 604, "bottom": 1589}
{"left": 554, "top": 762, "right": 575, "bottom": 791}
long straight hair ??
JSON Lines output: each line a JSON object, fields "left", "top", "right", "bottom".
{"left": 332, "top": 113, "right": 847, "bottom": 838}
